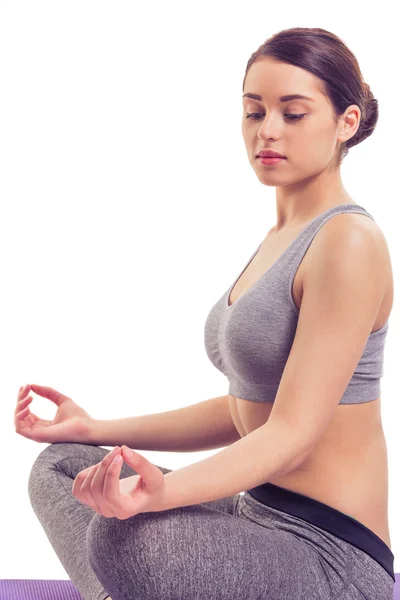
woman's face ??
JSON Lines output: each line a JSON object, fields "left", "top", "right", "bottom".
{"left": 241, "top": 57, "right": 360, "bottom": 186}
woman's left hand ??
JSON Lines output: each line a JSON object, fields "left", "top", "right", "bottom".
{"left": 72, "top": 445, "right": 166, "bottom": 519}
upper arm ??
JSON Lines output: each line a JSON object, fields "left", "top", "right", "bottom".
{"left": 267, "top": 214, "right": 387, "bottom": 456}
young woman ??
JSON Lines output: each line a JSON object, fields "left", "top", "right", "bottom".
{"left": 15, "top": 26, "right": 395, "bottom": 600}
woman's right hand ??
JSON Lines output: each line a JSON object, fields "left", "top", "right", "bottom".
{"left": 14, "top": 383, "right": 95, "bottom": 443}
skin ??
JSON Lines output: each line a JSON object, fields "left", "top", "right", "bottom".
{"left": 16, "top": 62, "right": 370, "bottom": 594}
{"left": 237, "top": 57, "right": 393, "bottom": 550}
{"left": 241, "top": 56, "right": 362, "bottom": 229}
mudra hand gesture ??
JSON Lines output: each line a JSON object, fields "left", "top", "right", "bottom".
{"left": 15, "top": 383, "right": 167, "bottom": 519}
{"left": 72, "top": 444, "right": 167, "bottom": 519}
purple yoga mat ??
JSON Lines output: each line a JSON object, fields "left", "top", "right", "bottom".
{"left": 0, "top": 577, "right": 399, "bottom": 599}
{"left": 0, "top": 580, "right": 84, "bottom": 600}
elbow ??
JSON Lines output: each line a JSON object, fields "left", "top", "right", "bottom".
{"left": 263, "top": 419, "right": 316, "bottom": 475}
{"left": 292, "top": 446, "right": 313, "bottom": 472}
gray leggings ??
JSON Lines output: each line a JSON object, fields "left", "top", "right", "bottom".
{"left": 27, "top": 442, "right": 395, "bottom": 600}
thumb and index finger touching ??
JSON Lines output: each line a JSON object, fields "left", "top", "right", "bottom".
{"left": 19, "top": 383, "right": 66, "bottom": 407}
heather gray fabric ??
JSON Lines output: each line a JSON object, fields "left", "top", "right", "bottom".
{"left": 27, "top": 442, "right": 394, "bottom": 600}
{"left": 204, "top": 203, "right": 389, "bottom": 404}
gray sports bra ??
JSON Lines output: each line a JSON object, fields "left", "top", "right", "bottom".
{"left": 203, "top": 204, "right": 389, "bottom": 404}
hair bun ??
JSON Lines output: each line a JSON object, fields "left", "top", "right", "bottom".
{"left": 354, "top": 83, "right": 379, "bottom": 144}
{"left": 363, "top": 82, "right": 374, "bottom": 101}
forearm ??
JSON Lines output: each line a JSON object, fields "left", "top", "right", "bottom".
{"left": 157, "top": 419, "right": 313, "bottom": 511}
{"left": 88, "top": 394, "right": 241, "bottom": 451}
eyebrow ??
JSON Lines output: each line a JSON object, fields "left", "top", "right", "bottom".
{"left": 242, "top": 93, "right": 315, "bottom": 102}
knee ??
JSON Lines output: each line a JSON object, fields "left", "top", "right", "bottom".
{"left": 27, "top": 443, "right": 70, "bottom": 504}
{"left": 30, "top": 442, "right": 90, "bottom": 466}
{"left": 29, "top": 442, "right": 106, "bottom": 474}
{"left": 28, "top": 442, "right": 85, "bottom": 479}
{"left": 27, "top": 442, "right": 97, "bottom": 504}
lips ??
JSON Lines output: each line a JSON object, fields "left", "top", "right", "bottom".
{"left": 257, "top": 151, "right": 286, "bottom": 158}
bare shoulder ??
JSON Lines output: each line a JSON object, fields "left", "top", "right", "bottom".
{"left": 318, "top": 210, "right": 389, "bottom": 250}
{"left": 319, "top": 210, "right": 392, "bottom": 270}
{"left": 303, "top": 210, "right": 393, "bottom": 306}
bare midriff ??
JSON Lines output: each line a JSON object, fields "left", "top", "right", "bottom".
{"left": 229, "top": 393, "right": 391, "bottom": 549}
{"left": 227, "top": 206, "right": 394, "bottom": 550}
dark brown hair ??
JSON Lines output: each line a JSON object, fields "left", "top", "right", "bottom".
{"left": 242, "top": 27, "right": 378, "bottom": 167}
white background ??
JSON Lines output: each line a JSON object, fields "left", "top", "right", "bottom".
{"left": 1, "top": 0, "right": 399, "bottom": 581}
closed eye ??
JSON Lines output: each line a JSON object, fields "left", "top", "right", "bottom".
{"left": 245, "top": 113, "right": 306, "bottom": 121}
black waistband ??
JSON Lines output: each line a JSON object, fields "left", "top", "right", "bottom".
{"left": 247, "top": 483, "right": 395, "bottom": 583}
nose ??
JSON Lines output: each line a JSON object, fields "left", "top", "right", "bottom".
{"left": 256, "top": 114, "right": 282, "bottom": 140}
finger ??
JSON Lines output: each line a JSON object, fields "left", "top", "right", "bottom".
{"left": 91, "top": 447, "right": 122, "bottom": 516}
{"left": 76, "top": 448, "right": 121, "bottom": 516}
{"left": 17, "top": 385, "right": 31, "bottom": 401}
{"left": 15, "top": 404, "right": 31, "bottom": 420}
{"left": 16, "top": 392, "right": 32, "bottom": 407}
{"left": 72, "top": 465, "right": 104, "bottom": 514}
{"left": 28, "top": 384, "right": 66, "bottom": 407}
{"left": 14, "top": 401, "right": 36, "bottom": 427}
{"left": 102, "top": 452, "right": 125, "bottom": 515}
{"left": 121, "top": 446, "right": 164, "bottom": 493}
{"left": 15, "top": 395, "right": 32, "bottom": 415}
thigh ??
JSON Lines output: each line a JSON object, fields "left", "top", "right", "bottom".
{"left": 339, "top": 549, "right": 396, "bottom": 600}
{"left": 86, "top": 496, "right": 332, "bottom": 600}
